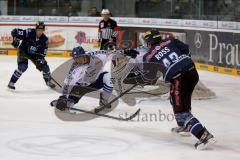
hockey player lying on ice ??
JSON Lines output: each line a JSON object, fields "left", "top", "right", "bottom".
{"left": 50, "top": 45, "right": 138, "bottom": 112}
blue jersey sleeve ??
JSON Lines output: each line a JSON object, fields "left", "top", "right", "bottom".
{"left": 11, "top": 28, "right": 36, "bottom": 40}
{"left": 173, "top": 38, "right": 191, "bottom": 56}
{"left": 11, "top": 28, "right": 27, "bottom": 40}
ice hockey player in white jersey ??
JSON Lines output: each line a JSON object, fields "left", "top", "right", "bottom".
{"left": 51, "top": 46, "right": 113, "bottom": 111}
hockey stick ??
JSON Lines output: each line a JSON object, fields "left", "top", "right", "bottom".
{"left": 130, "top": 88, "right": 164, "bottom": 97}
{"left": 54, "top": 82, "right": 139, "bottom": 114}
{"left": 51, "top": 81, "right": 141, "bottom": 117}
{"left": 67, "top": 107, "right": 141, "bottom": 121}
{"left": 94, "top": 84, "right": 138, "bottom": 113}
{"left": 20, "top": 51, "right": 61, "bottom": 87}
{"left": 50, "top": 76, "right": 62, "bottom": 88}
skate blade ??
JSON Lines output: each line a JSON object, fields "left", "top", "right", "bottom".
{"left": 196, "top": 138, "right": 217, "bottom": 150}
{"left": 179, "top": 132, "right": 191, "bottom": 137}
{"left": 171, "top": 129, "right": 191, "bottom": 137}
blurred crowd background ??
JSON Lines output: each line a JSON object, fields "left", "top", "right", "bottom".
{"left": 0, "top": 0, "right": 240, "bottom": 21}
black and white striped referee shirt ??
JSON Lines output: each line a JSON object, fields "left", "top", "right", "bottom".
{"left": 98, "top": 18, "right": 119, "bottom": 40}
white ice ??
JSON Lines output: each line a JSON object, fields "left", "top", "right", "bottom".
{"left": 0, "top": 55, "right": 240, "bottom": 160}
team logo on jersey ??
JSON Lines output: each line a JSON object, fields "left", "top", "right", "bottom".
{"left": 75, "top": 31, "right": 86, "bottom": 44}
{"left": 194, "top": 33, "right": 202, "bottom": 49}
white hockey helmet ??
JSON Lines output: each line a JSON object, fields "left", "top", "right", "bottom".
{"left": 101, "top": 9, "right": 110, "bottom": 15}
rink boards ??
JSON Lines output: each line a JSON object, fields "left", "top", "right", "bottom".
{"left": 1, "top": 49, "right": 239, "bottom": 77}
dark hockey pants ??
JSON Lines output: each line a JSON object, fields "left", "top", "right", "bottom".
{"left": 68, "top": 72, "right": 108, "bottom": 104}
{"left": 170, "top": 66, "right": 199, "bottom": 114}
{"left": 10, "top": 50, "right": 51, "bottom": 83}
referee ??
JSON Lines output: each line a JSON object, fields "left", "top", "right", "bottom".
{"left": 98, "top": 9, "right": 119, "bottom": 50}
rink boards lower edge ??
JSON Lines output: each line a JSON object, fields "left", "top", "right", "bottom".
{"left": 1, "top": 49, "right": 240, "bottom": 77}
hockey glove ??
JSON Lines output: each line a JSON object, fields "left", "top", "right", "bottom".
{"left": 123, "top": 49, "right": 139, "bottom": 59}
{"left": 11, "top": 29, "right": 18, "bottom": 37}
{"left": 35, "top": 58, "right": 45, "bottom": 71}
{"left": 11, "top": 38, "right": 20, "bottom": 48}
{"left": 56, "top": 96, "right": 69, "bottom": 111}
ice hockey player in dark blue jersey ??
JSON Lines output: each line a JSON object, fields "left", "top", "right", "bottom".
{"left": 143, "top": 30, "right": 216, "bottom": 150}
{"left": 8, "top": 21, "right": 55, "bottom": 90}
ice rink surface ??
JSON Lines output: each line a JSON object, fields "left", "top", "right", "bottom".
{"left": 0, "top": 56, "right": 240, "bottom": 160}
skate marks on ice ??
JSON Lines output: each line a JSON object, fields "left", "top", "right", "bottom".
{"left": 5, "top": 134, "right": 133, "bottom": 157}
{"left": 3, "top": 88, "right": 56, "bottom": 99}
{"left": 110, "top": 126, "right": 240, "bottom": 157}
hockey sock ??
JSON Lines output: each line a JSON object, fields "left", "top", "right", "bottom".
{"left": 43, "top": 71, "right": 51, "bottom": 83}
{"left": 175, "top": 112, "right": 205, "bottom": 139}
{"left": 10, "top": 69, "right": 23, "bottom": 83}
{"left": 184, "top": 116, "right": 205, "bottom": 139}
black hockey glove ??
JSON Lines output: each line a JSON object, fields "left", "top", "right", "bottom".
{"left": 123, "top": 49, "right": 139, "bottom": 59}
{"left": 11, "top": 29, "right": 18, "bottom": 37}
{"left": 56, "top": 96, "right": 69, "bottom": 111}
{"left": 11, "top": 38, "right": 20, "bottom": 48}
{"left": 35, "top": 58, "right": 46, "bottom": 71}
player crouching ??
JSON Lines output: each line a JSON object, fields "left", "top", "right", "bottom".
{"left": 8, "top": 21, "right": 55, "bottom": 90}
{"left": 50, "top": 46, "right": 113, "bottom": 111}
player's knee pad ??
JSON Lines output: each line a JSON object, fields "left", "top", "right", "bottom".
{"left": 103, "top": 72, "right": 113, "bottom": 93}
{"left": 18, "top": 63, "right": 28, "bottom": 73}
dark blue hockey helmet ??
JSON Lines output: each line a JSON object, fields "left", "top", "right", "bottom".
{"left": 72, "top": 46, "right": 90, "bottom": 64}
{"left": 144, "top": 29, "right": 162, "bottom": 46}
{"left": 72, "top": 46, "right": 85, "bottom": 59}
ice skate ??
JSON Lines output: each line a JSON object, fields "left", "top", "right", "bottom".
{"left": 46, "top": 80, "right": 56, "bottom": 88}
{"left": 195, "top": 130, "right": 216, "bottom": 150}
{"left": 8, "top": 82, "right": 16, "bottom": 90}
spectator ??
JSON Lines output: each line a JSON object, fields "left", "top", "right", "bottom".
{"left": 67, "top": 5, "right": 77, "bottom": 17}
{"left": 171, "top": 5, "right": 182, "bottom": 19}
{"left": 37, "top": 8, "right": 44, "bottom": 16}
{"left": 88, "top": 7, "right": 101, "bottom": 17}
{"left": 51, "top": 8, "right": 58, "bottom": 16}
